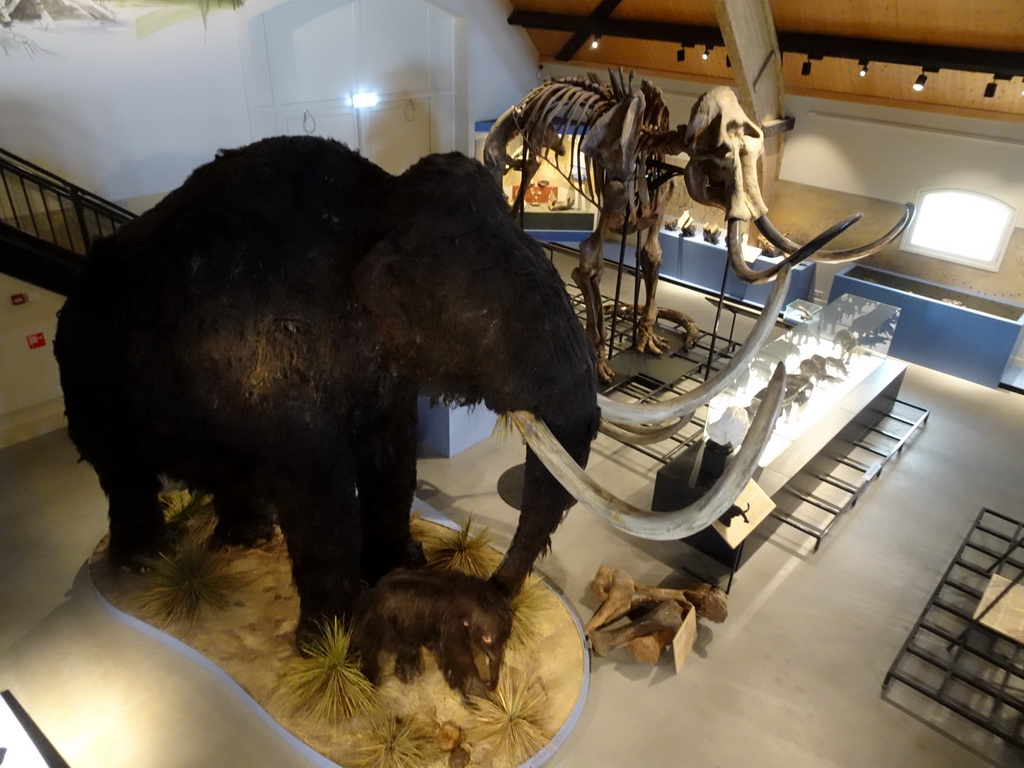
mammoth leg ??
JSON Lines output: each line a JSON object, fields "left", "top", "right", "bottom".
{"left": 272, "top": 455, "right": 361, "bottom": 648}
{"left": 634, "top": 215, "right": 669, "bottom": 356}
{"left": 100, "top": 461, "right": 166, "bottom": 569}
{"left": 573, "top": 222, "right": 614, "bottom": 382}
{"left": 210, "top": 476, "right": 276, "bottom": 549}
{"left": 439, "top": 625, "right": 488, "bottom": 698}
{"left": 354, "top": 386, "right": 425, "bottom": 585}
{"left": 394, "top": 646, "right": 424, "bottom": 683}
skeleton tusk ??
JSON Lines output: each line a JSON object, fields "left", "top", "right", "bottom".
{"left": 726, "top": 215, "right": 862, "bottom": 285}
{"left": 599, "top": 415, "right": 692, "bottom": 445}
{"left": 754, "top": 203, "right": 914, "bottom": 263}
{"left": 512, "top": 363, "right": 785, "bottom": 541}
{"left": 597, "top": 266, "right": 791, "bottom": 426}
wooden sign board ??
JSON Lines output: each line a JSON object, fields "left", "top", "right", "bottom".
{"left": 974, "top": 574, "right": 1024, "bottom": 643}
{"left": 711, "top": 479, "right": 775, "bottom": 549}
{"left": 671, "top": 607, "right": 698, "bottom": 673}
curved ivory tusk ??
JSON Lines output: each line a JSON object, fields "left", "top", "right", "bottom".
{"left": 599, "top": 415, "right": 692, "bottom": 445}
{"left": 512, "top": 363, "right": 786, "bottom": 541}
{"left": 727, "top": 215, "right": 862, "bottom": 285}
{"left": 754, "top": 203, "right": 914, "bottom": 263}
{"left": 597, "top": 265, "right": 791, "bottom": 426}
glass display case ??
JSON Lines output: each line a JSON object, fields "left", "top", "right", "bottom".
{"left": 474, "top": 121, "right": 598, "bottom": 240}
{"left": 704, "top": 293, "right": 901, "bottom": 468}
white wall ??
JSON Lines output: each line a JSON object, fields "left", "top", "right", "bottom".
{"left": 0, "top": 8, "right": 252, "bottom": 204}
{"left": 0, "top": 0, "right": 539, "bottom": 446}
{"left": 0, "top": 0, "right": 538, "bottom": 205}
{"left": 781, "top": 98, "right": 1024, "bottom": 224}
{"left": 0, "top": 275, "right": 65, "bottom": 447}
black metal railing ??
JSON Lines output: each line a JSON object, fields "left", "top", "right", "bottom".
{"left": 0, "top": 146, "right": 135, "bottom": 256}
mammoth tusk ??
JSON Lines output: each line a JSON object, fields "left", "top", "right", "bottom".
{"left": 726, "top": 214, "right": 862, "bottom": 285}
{"left": 597, "top": 266, "right": 791, "bottom": 427}
{"left": 512, "top": 363, "right": 786, "bottom": 541}
{"left": 599, "top": 415, "right": 693, "bottom": 445}
{"left": 754, "top": 203, "right": 915, "bottom": 263}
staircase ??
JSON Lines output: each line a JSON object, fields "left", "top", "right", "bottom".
{"left": 0, "top": 147, "right": 135, "bottom": 295}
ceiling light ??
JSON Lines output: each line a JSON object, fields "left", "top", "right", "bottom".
{"left": 984, "top": 79, "right": 997, "bottom": 98}
{"left": 859, "top": 60, "right": 869, "bottom": 77}
{"left": 351, "top": 92, "right": 379, "bottom": 108}
{"left": 676, "top": 45, "right": 685, "bottom": 63}
{"left": 702, "top": 45, "right": 713, "bottom": 60}
{"left": 591, "top": 35, "right": 600, "bottom": 49}
{"left": 801, "top": 57, "right": 812, "bottom": 76}
{"left": 913, "top": 71, "right": 927, "bottom": 91}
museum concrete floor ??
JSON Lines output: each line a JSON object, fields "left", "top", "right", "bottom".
{"left": 4, "top": 271, "right": 1024, "bottom": 768}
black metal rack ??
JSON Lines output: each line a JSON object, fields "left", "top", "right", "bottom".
{"left": 771, "top": 397, "right": 930, "bottom": 549}
{"left": 883, "top": 507, "right": 1024, "bottom": 750}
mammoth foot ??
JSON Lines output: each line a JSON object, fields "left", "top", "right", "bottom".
{"left": 394, "top": 648, "right": 425, "bottom": 683}
{"left": 634, "top": 327, "right": 670, "bottom": 356}
{"left": 211, "top": 518, "right": 278, "bottom": 550}
{"left": 108, "top": 530, "right": 177, "bottom": 574}
{"left": 596, "top": 358, "right": 616, "bottom": 384}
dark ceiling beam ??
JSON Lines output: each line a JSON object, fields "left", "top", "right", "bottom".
{"left": 507, "top": 10, "right": 1024, "bottom": 77}
{"left": 555, "top": 0, "right": 625, "bottom": 62}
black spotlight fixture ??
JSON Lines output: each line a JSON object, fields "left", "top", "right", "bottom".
{"left": 590, "top": 35, "right": 600, "bottom": 50}
{"left": 726, "top": 55, "right": 732, "bottom": 68}
{"left": 702, "top": 45, "right": 713, "bottom": 60}
{"left": 676, "top": 45, "right": 686, "bottom": 63}
{"left": 801, "top": 56, "right": 812, "bottom": 76}
{"left": 984, "top": 78, "right": 997, "bottom": 98}
{"left": 859, "top": 60, "right": 869, "bottom": 77}
{"left": 913, "top": 70, "right": 928, "bottom": 91}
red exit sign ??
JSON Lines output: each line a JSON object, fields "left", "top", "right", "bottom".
{"left": 26, "top": 332, "right": 46, "bottom": 349}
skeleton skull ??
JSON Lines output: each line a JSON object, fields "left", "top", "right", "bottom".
{"left": 682, "top": 86, "right": 768, "bottom": 223}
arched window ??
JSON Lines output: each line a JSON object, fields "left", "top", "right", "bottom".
{"left": 901, "top": 189, "right": 1016, "bottom": 272}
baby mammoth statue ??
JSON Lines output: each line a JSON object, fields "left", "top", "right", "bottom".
{"left": 351, "top": 569, "right": 514, "bottom": 698}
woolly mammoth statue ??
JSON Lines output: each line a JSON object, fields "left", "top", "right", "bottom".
{"left": 55, "top": 136, "right": 789, "bottom": 647}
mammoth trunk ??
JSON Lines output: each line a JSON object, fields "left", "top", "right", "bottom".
{"left": 491, "top": 413, "right": 596, "bottom": 597}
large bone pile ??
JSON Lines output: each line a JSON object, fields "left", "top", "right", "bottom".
{"left": 584, "top": 565, "right": 728, "bottom": 665}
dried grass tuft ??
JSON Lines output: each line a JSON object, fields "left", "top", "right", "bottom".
{"left": 350, "top": 713, "right": 440, "bottom": 768}
{"left": 467, "top": 666, "right": 552, "bottom": 767}
{"left": 137, "top": 538, "right": 238, "bottom": 627}
{"left": 509, "top": 577, "right": 549, "bottom": 649}
{"left": 493, "top": 412, "right": 519, "bottom": 443}
{"left": 160, "top": 488, "right": 213, "bottom": 525}
{"left": 408, "top": 512, "right": 448, "bottom": 551}
{"left": 281, "top": 617, "right": 380, "bottom": 726}
{"left": 425, "top": 515, "right": 502, "bottom": 578}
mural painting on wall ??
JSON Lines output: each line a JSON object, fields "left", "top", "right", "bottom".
{"left": 0, "top": 0, "right": 238, "bottom": 55}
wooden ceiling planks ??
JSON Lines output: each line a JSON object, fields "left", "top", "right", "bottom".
{"left": 607, "top": 0, "right": 716, "bottom": 25}
{"left": 508, "top": 0, "right": 1024, "bottom": 121}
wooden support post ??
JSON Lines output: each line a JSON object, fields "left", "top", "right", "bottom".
{"left": 712, "top": 0, "right": 788, "bottom": 208}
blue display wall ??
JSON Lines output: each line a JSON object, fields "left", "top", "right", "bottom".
{"left": 829, "top": 264, "right": 1024, "bottom": 388}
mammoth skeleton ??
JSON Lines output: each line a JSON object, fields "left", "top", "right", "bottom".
{"left": 484, "top": 72, "right": 913, "bottom": 406}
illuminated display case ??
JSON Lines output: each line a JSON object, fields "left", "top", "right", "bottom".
{"left": 705, "top": 292, "right": 901, "bottom": 470}
{"left": 474, "top": 120, "right": 598, "bottom": 241}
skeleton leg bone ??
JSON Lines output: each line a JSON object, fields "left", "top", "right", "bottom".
{"left": 633, "top": 215, "right": 671, "bottom": 356}
{"left": 574, "top": 225, "right": 615, "bottom": 383}
{"left": 589, "top": 600, "right": 684, "bottom": 657}
{"left": 587, "top": 564, "right": 728, "bottom": 629}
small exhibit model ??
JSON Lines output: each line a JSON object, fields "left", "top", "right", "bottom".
{"left": 484, "top": 71, "right": 914, "bottom": 381}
